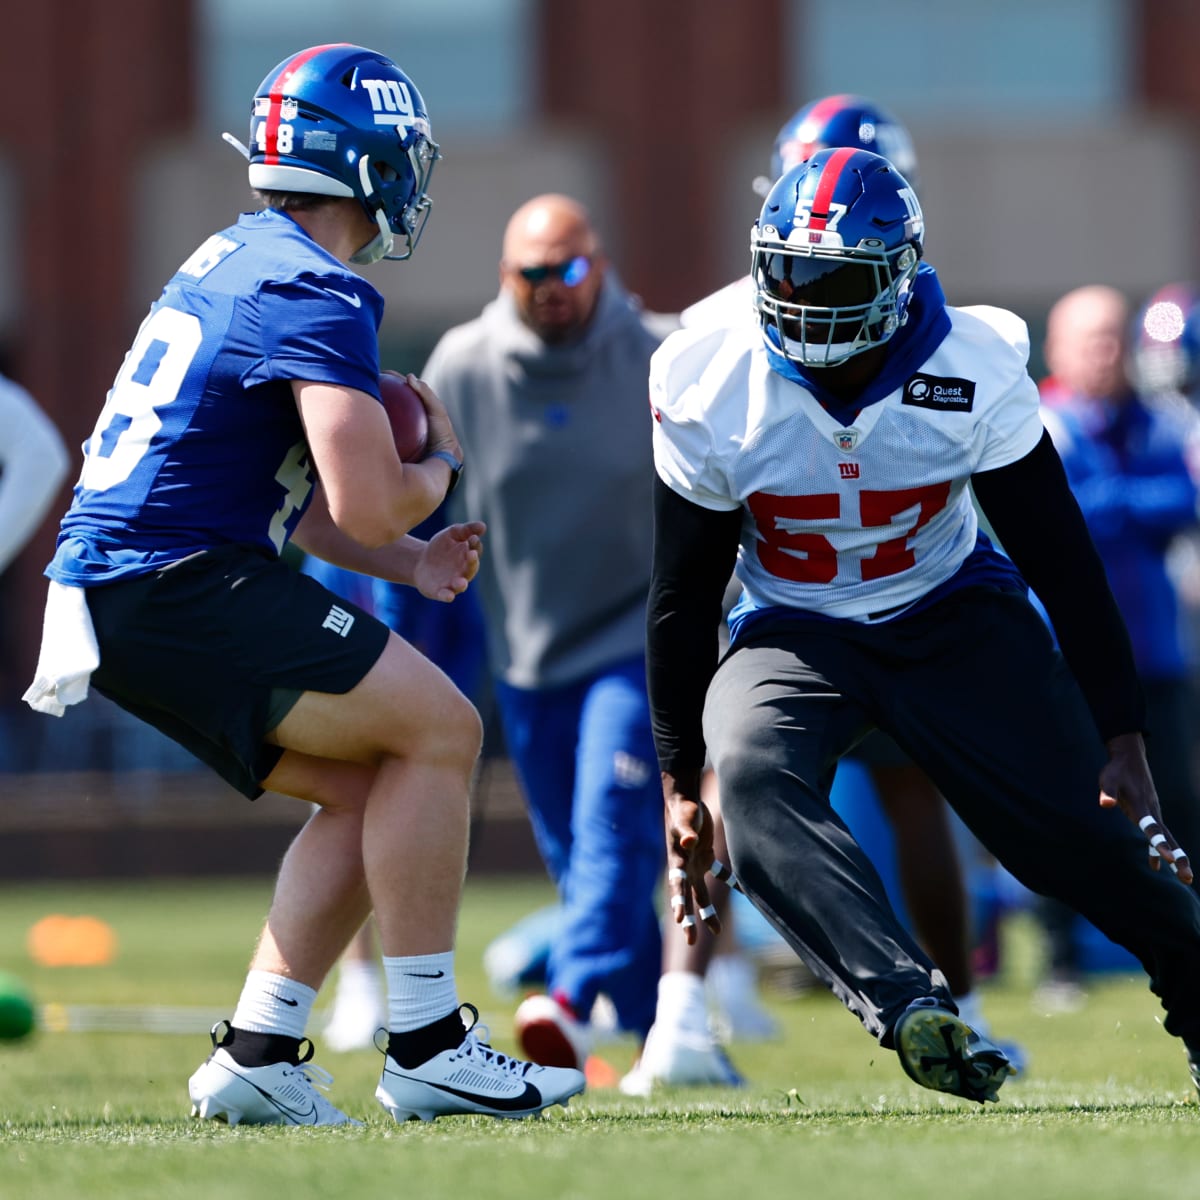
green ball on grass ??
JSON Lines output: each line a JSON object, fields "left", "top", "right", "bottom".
{"left": 0, "top": 971, "right": 36, "bottom": 1040}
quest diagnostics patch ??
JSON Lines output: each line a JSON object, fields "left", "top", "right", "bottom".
{"left": 902, "top": 373, "right": 976, "bottom": 413}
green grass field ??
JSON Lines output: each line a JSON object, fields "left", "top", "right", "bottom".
{"left": 0, "top": 875, "right": 1195, "bottom": 1200}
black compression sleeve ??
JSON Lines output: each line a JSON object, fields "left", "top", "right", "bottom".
{"left": 971, "top": 429, "right": 1146, "bottom": 739}
{"left": 647, "top": 475, "right": 743, "bottom": 775}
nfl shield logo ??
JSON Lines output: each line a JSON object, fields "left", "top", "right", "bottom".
{"left": 835, "top": 429, "right": 860, "bottom": 452}
{"left": 281, "top": 97, "right": 299, "bottom": 121}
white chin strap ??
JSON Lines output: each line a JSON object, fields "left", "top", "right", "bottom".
{"left": 350, "top": 211, "right": 394, "bottom": 265}
{"left": 349, "top": 155, "right": 395, "bottom": 266}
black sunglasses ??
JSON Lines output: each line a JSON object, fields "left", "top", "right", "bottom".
{"left": 515, "top": 255, "right": 592, "bottom": 287}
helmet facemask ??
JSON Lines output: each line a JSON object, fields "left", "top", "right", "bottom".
{"left": 350, "top": 130, "right": 439, "bottom": 264}
{"left": 754, "top": 236, "right": 920, "bottom": 368}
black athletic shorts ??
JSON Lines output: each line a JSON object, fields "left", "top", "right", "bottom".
{"left": 85, "top": 543, "right": 391, "bottom": 799}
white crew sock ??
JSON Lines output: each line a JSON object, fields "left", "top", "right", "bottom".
{"left": 383, "top": 951, "right": 458, "bottom": 1032}
{"left": 231, "top": 970, "right": 316, "bottom": 1041}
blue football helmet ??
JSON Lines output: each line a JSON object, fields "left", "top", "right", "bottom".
{"left": 756, "top": 94, "right": 919, "bottom": 197}
{"left": 752, "top": 148, "right": 924, "bottom": 369}
{"left": 1130, "top": 283, "right": 1200, "bottom": 400}
{"left": 243, "top": 43, "right": 439, "bottom": 263}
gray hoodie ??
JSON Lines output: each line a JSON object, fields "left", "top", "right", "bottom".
{"left": 426, "top": 276, "right": 678, "bottom": 689}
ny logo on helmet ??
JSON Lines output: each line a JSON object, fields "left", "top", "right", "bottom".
{"left": 359, "top": 78, "right": 420, "bottom": 131}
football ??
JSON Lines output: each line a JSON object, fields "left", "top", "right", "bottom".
{"left": 379, "top": 372, "right": 429, "bottom": 463}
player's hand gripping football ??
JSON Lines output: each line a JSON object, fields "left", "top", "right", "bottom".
{"left": 399, "top": 373, "right": 464, "bottom": 463}
{"left": 663, "top": 771, "right": 723, "bottom": 945}
{"left": 1099, "top": 731, "right": 1192, "bottom": 884}
{"left": 412, "top": 520, "right": 485, "bottom": 603}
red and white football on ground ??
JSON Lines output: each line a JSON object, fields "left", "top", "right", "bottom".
{"left": 379, "top": 372, "right": 429, "bottom": 463}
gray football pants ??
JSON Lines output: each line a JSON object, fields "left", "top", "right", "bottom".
{"left": 704, "top": 587, "right": 1200, "bottom": 1048}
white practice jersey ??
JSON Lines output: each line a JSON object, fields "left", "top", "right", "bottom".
{"left": 679, "top": 275, "right": 756, "bottom": 331}
{"left": 650, "top": 306, "right": 1044, "bottom": 622}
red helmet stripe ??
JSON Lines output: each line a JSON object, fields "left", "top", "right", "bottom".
{"left": 262, "top": 43, "right": 348, "bottom": 164}
{"left": 807, "top": 146, "right": 857, "bottom": 231}
{"left": 805, "top": 93, "right": 854, "bottom": 130}
{"left": 780, "top": 94, "right": 855, "bottom": 171}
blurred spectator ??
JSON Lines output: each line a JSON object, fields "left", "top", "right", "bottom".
{"left": 1036, "top": 283, "right": 1200, "bottom": 1005}
{"left": 1129, "top": 282, "right": 1200, "bottom": 409}
{"left": 0, "top": 370, "right": 69, "bottom": 575}
{"left": 425, "top": 193, "right": 729, "bottom": 1084}
{"left": 0, "top": 368, "right": 69, "bottom": 769}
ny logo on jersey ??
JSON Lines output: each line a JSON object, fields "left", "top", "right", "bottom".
{"left": 839, "top": 462, "right": 860, "bottom": 479}
{"left": 322, "top": 605, "right": 356, "bottom": 637}
{"left": 359, "top": 78, "right": 421, "bottom": 132}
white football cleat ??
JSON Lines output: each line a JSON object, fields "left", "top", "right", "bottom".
{"left": 188, "top": 1023, "right": 359, "bottom": 1126}
{"left": 619, "top": 1022, "right": 745, "bottom": 1096}
{"left": 376, "top": 1005, "right": 586, "bottom": 1122}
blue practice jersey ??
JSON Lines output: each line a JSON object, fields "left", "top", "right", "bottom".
{"left": 49, "top": 209, "right": 385, "bottom": 585}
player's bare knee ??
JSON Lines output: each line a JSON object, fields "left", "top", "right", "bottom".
{"left": 398, "top": 681, "right": 482, "bottom": 770}
{"left": 445, "top": 691, "right": 484, "bottom": 766}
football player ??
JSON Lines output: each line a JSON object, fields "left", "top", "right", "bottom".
{"left": 24, "top": 43, "right": 584, "bottom": 1124}
{"left": 628, "top": 95, "right": 1011, "bottom": 1095}
{"left": 648, "top": 148, "right": 1200, "bottom": 1103}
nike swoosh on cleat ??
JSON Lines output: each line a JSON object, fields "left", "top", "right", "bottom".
{"left": 268, "top": 1096, "right": 318, "bottom": 1123}
{"left": 403, "top": 970, "right": 445, "bottom": 979}
{"left": 385, "top": 1069, "right": 545, "bottom": 1112}
{"left": 326, "top": 288, "right": 363, "bottom": 308}
{"left": 222, "top": 1065, "right": 318, "bottom": 1124}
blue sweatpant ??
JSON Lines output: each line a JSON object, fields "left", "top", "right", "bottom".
{"left": 494, "top": 656, "right": 663, "bottom": 1038}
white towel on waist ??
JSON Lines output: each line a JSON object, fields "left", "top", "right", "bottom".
{"left": 22, "top": 580, "right": 101, "bottom": 717}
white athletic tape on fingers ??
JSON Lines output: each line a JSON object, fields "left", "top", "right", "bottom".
{"left": 1149, "top": 844, "right": 1161, "bottom": 858}
{"left": 698, "top": 904, "right": 717, "bottom": 921}
{"left": 668, "top": 868, "right": 687, "bottom": 882}
{"left": 1151, "top": 833, "right": 1168, "bottom": 848}
{"left": 670, "top": 894, "right": 686, "bottom": 909}
{"left": 681, "top": 915, "right": 696, "bottom": 929}
{"left": 1139, "top": 815, "right": 1158, "bottom": 832}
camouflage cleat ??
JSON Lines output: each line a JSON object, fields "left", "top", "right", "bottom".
{"left": 894, "top": 997, "right": 1015, "bottom": 1104}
